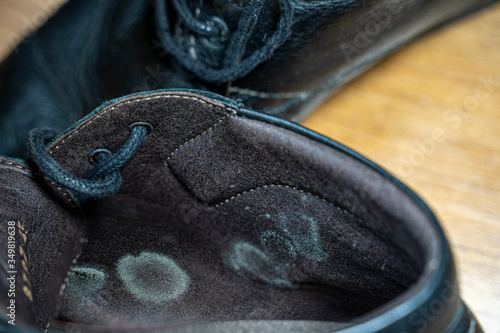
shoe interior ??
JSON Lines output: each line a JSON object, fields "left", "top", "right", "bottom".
{"left": 15, "top": 92, "right": 439, "bottom": 329}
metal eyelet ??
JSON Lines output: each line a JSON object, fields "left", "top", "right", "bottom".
{"left": 129, "top": 121, "right": 154, "bottom": 134}
{"left": 199, "top": 16, "right": 230, "bottom": 51}
{"left": 207, "top": 16, "right": 229, "bottom": 41}
{"left": 88, "top": 149, "right": 112, "bottom": 165}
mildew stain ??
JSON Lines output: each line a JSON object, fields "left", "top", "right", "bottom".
{"left": 260, "top": 230, "right": 296, "bottom": 262}
{"left": 227, "top": 242, "right": 292, "bottom": 288}
{"left": 67, "top": 267, "right": 107, "bottom": 295}
{"left": 280, "top": 214, "right": 328, "bottom": 261}
{"left": 117, "top": 252, "right": 190, "bottom": 304}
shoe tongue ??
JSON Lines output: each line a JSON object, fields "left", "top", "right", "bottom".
{"left": 0, "top": 157, "right": 85, "bottom": 329}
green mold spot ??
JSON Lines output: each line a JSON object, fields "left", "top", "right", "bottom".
{"left": 227, "top": 241, "right": 292, "bottom": 288}
{"left": 280, "top": 214, "right": 328, "bottom": 261}
{"left": 117, "top": 252, "right": 190, "bottom": 304}
{"left": 260, "top": 230, "right": 297, "bottom": 262}
{"left": 67, "top": 267, "right": 107, "bottom": 295}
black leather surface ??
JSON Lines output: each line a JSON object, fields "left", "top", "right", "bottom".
{"left": 0, "top": 0, "right": 498, "bottom": 157}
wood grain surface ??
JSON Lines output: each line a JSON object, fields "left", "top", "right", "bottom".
{"left": 1, "top": 1, "right": 498, "bottom": 332}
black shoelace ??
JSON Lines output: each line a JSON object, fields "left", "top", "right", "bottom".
{"left": 28, "top": 123, "right": 152, "bottom": 202}
{"left": 155, "top": 0, "right": 293, "bottom": 83}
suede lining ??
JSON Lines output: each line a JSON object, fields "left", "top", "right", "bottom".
{"left": 30, "top": 91, "right": 439, "bottom": 328}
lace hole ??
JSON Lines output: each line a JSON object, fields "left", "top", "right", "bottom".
{"left": 88, "top": 149, "right": 112, "bottom": 165}
{"left": 129, "top": 121, "right": 154, "bottom": 134}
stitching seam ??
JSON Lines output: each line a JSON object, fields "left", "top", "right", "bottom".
{"left": 206, "top": 117, "right": 357, "bottom": 218}
{"left": 167, "top": 113, "right": 234, "bottom": 161}
{"left": 213, "top": 184, "right": 358, "bottom": 220}
{"left": 49, "top": 94, "right": 237, "bottom": 154}
{"left": 0, "top": 160, "right": 31, "bottom": 173}
{"left": 16, "top": 221, "right": 33, "bottom": 303}
{"left": 44, "top": 242, "right": 85, "bottom": 333}
{"left": 163, "top": 111, "right": 235, "bottom": 204}
{"left": 58, "top": 252, "right": 82, "bottom": 298}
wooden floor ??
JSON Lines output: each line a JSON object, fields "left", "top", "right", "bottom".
{"left": 304, "top": 6, "right": 500, "bottom": 332}
{"left": 1, "top": 1, "right": 499, "bottom": 332}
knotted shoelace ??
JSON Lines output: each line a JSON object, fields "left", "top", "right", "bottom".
{"left": 28, "top": 123, "right": 151, "bottom": 202}
{"left": 155, "top": 0, "right": 293, "bottom": 83}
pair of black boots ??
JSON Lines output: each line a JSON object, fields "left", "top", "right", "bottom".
{"left": 0, "top": 1, "right": 496, "bottom": 332}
